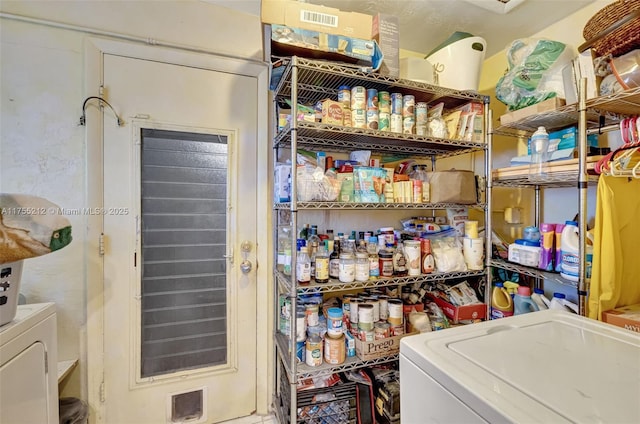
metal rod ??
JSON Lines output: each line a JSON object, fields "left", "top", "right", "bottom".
{"left": 289, "top": 57, "right": 299, "bottom": 422}
{"left": 485, "top": 106, "right": 493, "bottom": 320}
{"left": 534, "top": 186, "right": 541, "bottom": 227}
{"left": 577, "top": 77, "right": 589, "bottom": 316}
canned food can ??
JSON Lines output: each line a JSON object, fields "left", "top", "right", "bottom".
{"left": 366, "top": 109, "right": 379, "bottom": 130}
{"left": 305, "top": 302, "right": 319, "bottom": 327}
{"left": 391, "top": 93, "right": 403, "bottom": 115}
{"left": 392, "top": 324, "right": 405, "bottom": 336}
{"left": 350, "top": 298, "right": 360, "bottom": 325}
{"left": 359, "top": 329, "right": 375, "bottom": 342}
{"left": 351, "top": 86, "right": 366, "bottom": 110}
{"left": 324, "top": 334, "right": 346, "bottom": 365}
{"left": 352, "top": 108, "right": 367, "bottom": 128}
{"left": 358, "top": 303, "right": 374, "bottom": 331}
{"left": 387, "top": 298, "right": 404, "bottom": 326}
{"left": 374, "top": 321, "right": 391, "bottom": 339}
{"left": 378, "top": 91, "right": 390, "bottom": 113}
{"left": 363, "top": 297, "right": 380, "bottom": 322}
{"left": 338, "top": 85, "right": 351, "bottom": 107}
{"left": 402, "top": 95, "right": 415, "bottom": 117}
{"left": 416, "top": 102, "right": 428, "bottom": 135}
{"left": 390, "top": 113, "right": 403, "bottom": 133}
{"left": 366, "top": 88, "right": 378, "bottom": 110}
{"left": 378, "top": 111, "right": 390, "bottom": 131}
{"left": 403, "top": 116, "right": 416, "bottom": 134}
{"left": 404, "top": 240, "right": 422, "bottom": 276}
{"left": 342, "top": 294, "right": 354, "bottom": 316}
{"left": 378, "top": 295, "right": 389, "bottom": 320}
{"left": 305, "top": 335, "right": 323, "bottom": 367}
{"left": 343, "top": 108, "right": 352, "bottom": 128}
{"left": 296, "top": 305, "right": 307, "bottom": 341}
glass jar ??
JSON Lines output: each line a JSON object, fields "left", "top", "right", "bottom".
{"left": 379, "top": 250, "right": 394, "bottom": 277}
{"left": 355, "top": 252, "right": 369, "bottom": 282}
{"left": 339, "top": 252, "right": 355, "bottom": 283}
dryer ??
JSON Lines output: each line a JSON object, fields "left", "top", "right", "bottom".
{"left": 0, "top": 303, "right": 58, "bottom": 424}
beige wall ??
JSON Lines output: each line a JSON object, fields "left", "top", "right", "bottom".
{"left": 0, "top": 0, "right": 262, "bottom": 400}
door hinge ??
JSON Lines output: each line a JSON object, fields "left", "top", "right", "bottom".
{"left": 99, "top": 381, "right": 105, "bottom": 403}
{"left": 44, "top": 351, "right": 48, "bottom": 374}
{"left": 99, "top": 233, "right": 105, "bottom": 257}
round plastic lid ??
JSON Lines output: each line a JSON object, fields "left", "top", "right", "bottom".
{"left": 338, "top": 85, "right": 350, "bottom": 90}
{"left": 565, "top": 220, "right": 578, "bottom": 226}
{"left": 533, "top": 288, "right": 545, "bottom": 295}
{"left": 515, "top": 239, "right": 541, "bottom": 247}
{"left": 496, "top": 282, "right": 504, "bottom": 288}
{"left": 553, "top": 292, "right": 566, "bottom": 299}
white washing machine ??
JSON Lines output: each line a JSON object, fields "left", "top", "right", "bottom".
{"left": 400, "top": 309, "right": 640, "bottom": 423}
{"left": 0, "top": 302, "right": 58, "bottom": 424}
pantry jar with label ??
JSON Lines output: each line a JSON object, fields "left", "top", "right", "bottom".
{"left": 339, "top": 252, "right": 355, "bottom": 283}
{"left": 355, "top": 252, "right": 369, "bottom": 282}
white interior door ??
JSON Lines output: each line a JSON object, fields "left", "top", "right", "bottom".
{"left": 101, "top": 53, "right": 258, "bottom": 424}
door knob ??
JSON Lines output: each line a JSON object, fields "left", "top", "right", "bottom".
{"left": 240, "top": 241, "right": 252, "bottom": 274}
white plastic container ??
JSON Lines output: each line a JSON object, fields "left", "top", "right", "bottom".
{"left": 426, "top": 33, "right": 486, "bottom": 91}
{"left": 0, "top": 261, "right": 24, "bottom": 326}
{"left": 549, "top": 292, "right": 579, "bottom": 313}
{"left": 508, "top": 241, "right": 541, "bottom": 267}
{"left": 560, "top": 221, "right": 593, "bottom": 282}
{"left": 531, "top": 288, "right": 550, "bottom": 310}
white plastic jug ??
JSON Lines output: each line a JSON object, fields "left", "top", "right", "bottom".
{"left": 548, "top": 293, "right": 579, "bottom": 313}
{"left": 426, "top": 33, "right": 486, "bottom": 91}
{"left": 560, "top": 221, "right": 593, "bottom": 282}
{"left": 531, "top": 288, "right": 550, "bottom": 310}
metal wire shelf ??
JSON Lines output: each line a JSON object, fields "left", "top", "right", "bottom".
{"left": 274, "top": 201, "right": 486, "bottom": 210}
{"left": 274, "top": 121, "right": 486, "bottom": 158}
{"left": 275, "top": 333, "right": 400, "bottom": 383}
{"left": 275, "top": 269, "right": 486, "bottom": 295}
{"left": 495, "top": 87, "right": 640, "bottom": 136}
{"left": 490, "top": 259, "right": 577, "bottom": 288}
{"left": 492, "top": 172, "right": 599, "bottom": 188}
{"left": 272, "top": 57, "right": 489, "bottom": 108}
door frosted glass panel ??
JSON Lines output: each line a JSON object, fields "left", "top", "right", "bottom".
{"left": 140, "top": 129, "right": 228, "bottom": 378}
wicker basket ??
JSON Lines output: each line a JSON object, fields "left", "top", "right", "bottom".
{"left": 582, "top": 0, "right": 640, "bottom": 57}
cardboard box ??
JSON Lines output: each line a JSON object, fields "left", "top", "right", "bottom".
{"left": 426, "top": 294, "right": 486, "bottom": 323}
{"left": 268, "top": 24, "right": 383, "bottom": 71}
{"left": 261, "top": 0, "right": 373, "bottom": 40}
{"left": 602, "top": 303, "right": 640, "bottom": 333}
{"left": 499, "top": 97, "right": 566, "bottom": 126}
{"left": 372, "top": 13, "right": 399, "bottom": 77}
{"left": 354, "top": 331, "right": 418, "bottom": 361}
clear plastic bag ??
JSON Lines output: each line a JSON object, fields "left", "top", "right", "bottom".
{"left": 296, "top": 164, "right": 342, "bottom": 202}
{"left": 431, "top": 237, "right": 467, "bottom": 272}
{"left": 496, "top": 38, "right": 574, "bottom": 111}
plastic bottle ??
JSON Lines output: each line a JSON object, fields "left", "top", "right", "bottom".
{"left": 329, "top": 238, "right": 341, "bottom": 279}
{"left": 560, "top": 221, "right": 593, "bottom": 282}
{"left": 355, "top": 252, "right": 370, "bottom": 282}
{"left": 538, "top": 223, "right": 555, "bottom": 271}
{"left": 367, "top": 236, "right": 380, "bottom": 278}
{"left": 554, "top": 223, "right": 565, "bottom": 272}
{"left": 531, "top": 288, "right": 550, "bottom": 310}
{"left": 491, "top": 282, "right": 514, "bottom": 319}
{"left": 296, "top": 247, "right": 311, "bottom": 285}
{"left": 548, "top": 292, "right": 579, "bottom": 313}
{"left": 314, "top": 245, "right": 329, "bottom": 283}
{"left": 393, "top": 242, "right": 408, "bottom": 276}
{"left": 529, "top": 126, "right": 549, "bottom": 178}
{"left": 513, "top": 286, "right": 540, "bottom": 315}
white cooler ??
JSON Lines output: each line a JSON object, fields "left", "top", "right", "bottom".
{"left": 400, "top": 309, "right": 640, "bottom": 423}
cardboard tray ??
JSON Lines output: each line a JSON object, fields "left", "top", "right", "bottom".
{"left": 426, "top": 294, "right": 486, "bottom": 323}
{"left": 499, "top": 97, "right": 566, "bottom": 126}
{"left": 602, "top": 303, "right": 640, "bottom": 333}
{"left": 354, "top": 331, "right": 418, "bottom": 361}
{"left": 494, "top": 156, "right": 603, "bottom": 180}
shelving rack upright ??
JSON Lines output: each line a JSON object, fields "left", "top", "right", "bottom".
{"left": 491, "top": 79, "right": 640, "bottom": 315}
{"left": 270, "top": 56, "right": 492, "bottom": 423}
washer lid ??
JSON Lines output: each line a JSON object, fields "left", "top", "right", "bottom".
{"left": 400, "top": 309, "right": 640, "bottom": 423}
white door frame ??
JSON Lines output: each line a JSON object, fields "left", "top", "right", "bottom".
{"left": 84, "top": 37, "right": 272, "bottom": 423}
